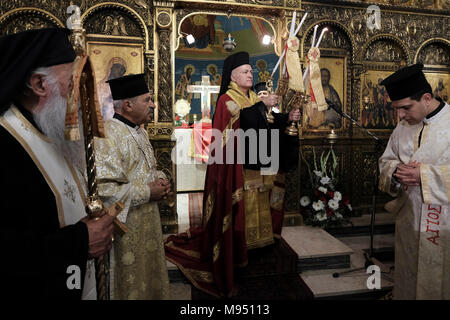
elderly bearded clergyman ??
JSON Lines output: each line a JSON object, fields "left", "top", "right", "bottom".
{"left": 0, "top": 28, "right": 114, "bottom": 300}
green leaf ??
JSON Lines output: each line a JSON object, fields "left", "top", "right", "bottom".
{"left": 313, "top": 147, "right": 318, "bottom": 171}
{"left": 301, "top": 149, "right": 313, "bottom": 184}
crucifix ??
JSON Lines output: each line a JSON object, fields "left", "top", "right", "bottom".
{"left": 187, "top": 75, "right": 220, "bottom": 122}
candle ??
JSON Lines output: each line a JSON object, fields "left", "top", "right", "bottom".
{"left": 294, "top": 12, "right": 308, "bottom": 37}
{"left": 311, "top": 25, "right": 318, "bottom": 47}
{"left": 302, "top": 65, "right": 309, "bottom": 82}
{"left": 289, "top": 11, "right": 297, "bottom": 37}
{"left": 327, "top": 129, "right": 338, "bottom": 144}
{"left": 272, "top": 47, "right": 287, "bottom": 77}
{"left": 316, "top": 28, "right": 328, "bottom": 48}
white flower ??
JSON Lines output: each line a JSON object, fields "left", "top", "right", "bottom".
{"left": 313, "top": 170, "right": 323, "bottom": 177}
{"left": 300, "top": 196, "right": 311, "bottom": 207}
{"left": 315, "top": 212, "right": 327, "bottom": 221}
{"left": 174, "top": 99, "right": 191, "bottom": 117}
{"left": 347, "top": 204, "right": 352, "bottom": 211}
{"left": 318, "top": 186, "right": 327, "bottom": 194}
{"left": 320, "top": 176, "right": 331, "bottom": 185}
{"left": 328, "top": 199, "right": 339, "bottom": 210}
{"left": 335, "top": 212, "right": 343, "bottom": 219}
{"left": 333, "top": 191, "right": 342, "bottom": 201}
{"left": 312, "top": 201, "right": 325, "bottom": 211}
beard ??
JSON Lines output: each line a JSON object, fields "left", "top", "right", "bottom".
{"left": 32, "top": 82, "right": 86, "bottom": 174}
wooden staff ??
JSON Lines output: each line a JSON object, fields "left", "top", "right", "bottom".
{"left": 74, "top": 54, "right": 128, "bottom": 300}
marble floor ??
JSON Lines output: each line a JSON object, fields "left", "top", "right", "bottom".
{"left": 166, "top": 223, "right": 395, "bottom": 300}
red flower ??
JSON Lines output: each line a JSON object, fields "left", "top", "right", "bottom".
{"left": 314, "top": 189, "right": 320, "bottom": 197}
{"left": 343, "top": 196, "right": 350, "bottom": 206}
{"left": 326, "top": 208, "right": 333, "bottom": 217}
{"left": 326, "top": 191, "right": 334, "bottom": 198}
{"left": 320, "top": 196, "right": 327, "bottom": 203}
{"left": 176, "top": 116, "right": 180, "bottom": 121}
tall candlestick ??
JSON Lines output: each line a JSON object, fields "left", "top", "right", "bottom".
{"left": 311, "top": 25, "right": 318, "bottom": 47}
{"left": 316, "top": 28, "right": 328, "bottom": 48}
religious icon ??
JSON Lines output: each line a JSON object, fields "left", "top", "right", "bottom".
{"left": 304, "top": 57, "right": 346, "bottom": 131}
{"left": 176, "top": 64, "right": 195, "bottom": 103}
{"left": 360, "top": 70, "right": 396, "bottom": 130}
{"left": 97, "top": 57, "right": 127, "bottom": 121}
{"left": 425, "top": 72, "right": 449, "bottom": 103}
{"left": 88, "top": 42, "right": 144, "bottom": 122}
{"left": 206, "top": 64, "right": 221, "bottom": 107}
{"left": 180, "top": 14, "right": 216, "bottom": 49}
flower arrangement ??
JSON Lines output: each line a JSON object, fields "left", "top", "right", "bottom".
{"left": 300, "top": 147, "right": 352, "bottom": 228}
{"left": 174, "top": 99, "right": 191, "bottom": 127}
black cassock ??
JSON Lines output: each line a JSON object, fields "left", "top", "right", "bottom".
{"left": 238, "top": 101, "right": 299, "bottom": 172}
{"left": 0, "top": 110, "right": 89, "bottom": 300}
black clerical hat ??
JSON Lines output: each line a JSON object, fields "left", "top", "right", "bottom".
{"left": 218, "top": 51, "right": 250, "bottom": 98}
{"left": 0, "top": 28, "right": 76, "bottom": 112}
{"left": 107, "top": 73, "right": 149, "bottom": 100}
{"left": 254, "top": 82, "right": 268, "bottom": 94}
{"left": 380, "top": 63, "right": 432, "bottom": 101}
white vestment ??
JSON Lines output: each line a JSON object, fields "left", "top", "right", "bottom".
{"left": 94, "top": 118, "right": 169, "bottom": 300}
{"left": 379, "top": 103, "right": 450, "bottom": 300}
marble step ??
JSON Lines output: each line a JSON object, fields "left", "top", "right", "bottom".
{"left": 300, "top": 233, "right": 395, "bottom": 299}
{"left": 282, "top": 226, "right": 354, "bottom": 272}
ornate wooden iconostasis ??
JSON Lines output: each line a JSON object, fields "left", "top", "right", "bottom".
{"left": 1, "top": 1, "right": 449, "bottom": 233}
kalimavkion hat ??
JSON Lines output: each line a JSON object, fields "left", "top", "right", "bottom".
{"left": 218, "top": 51, "right": 250, "bottom": 98}
{"left": 106, "top": 73, "right": 149, "bottom": 100}
{"left": 254, "top": 82, "right": 268, "bottom": 94}
{"left": 0, "top": 28, "right": 76, "bottom": 113}
{"left": 380, "top": 63, "right": 432, "bottom": 101}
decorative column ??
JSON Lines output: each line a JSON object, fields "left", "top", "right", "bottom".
{"left": 152, "top": 1, "right": 178, "bottom": 233}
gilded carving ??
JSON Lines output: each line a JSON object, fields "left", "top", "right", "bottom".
{"left": 84, "top": 8, "right": 142, "bottom": 37}
{"left": 0, "top": 10, "right": 62, "bottom": 35}
{"left": 364, "top": 39, "right": 405, "bottom": 63}
{"left": 417, "top": 43, "right": 450, "bottom": 65}
{"left": 156, "top": 11, "right": 171, "bottom": 28}
{"left": 103, "top": 15, "right": 128, "bottom": 35}
{"left": 157, "top": 29, "right": 173, "bottom": 122}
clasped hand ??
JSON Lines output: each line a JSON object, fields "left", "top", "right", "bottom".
{"left": 394, "top": 161, "right": 421, "bottom": 188}
{"left": 149, "top": 178, "right": 173, "bottom": 201}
